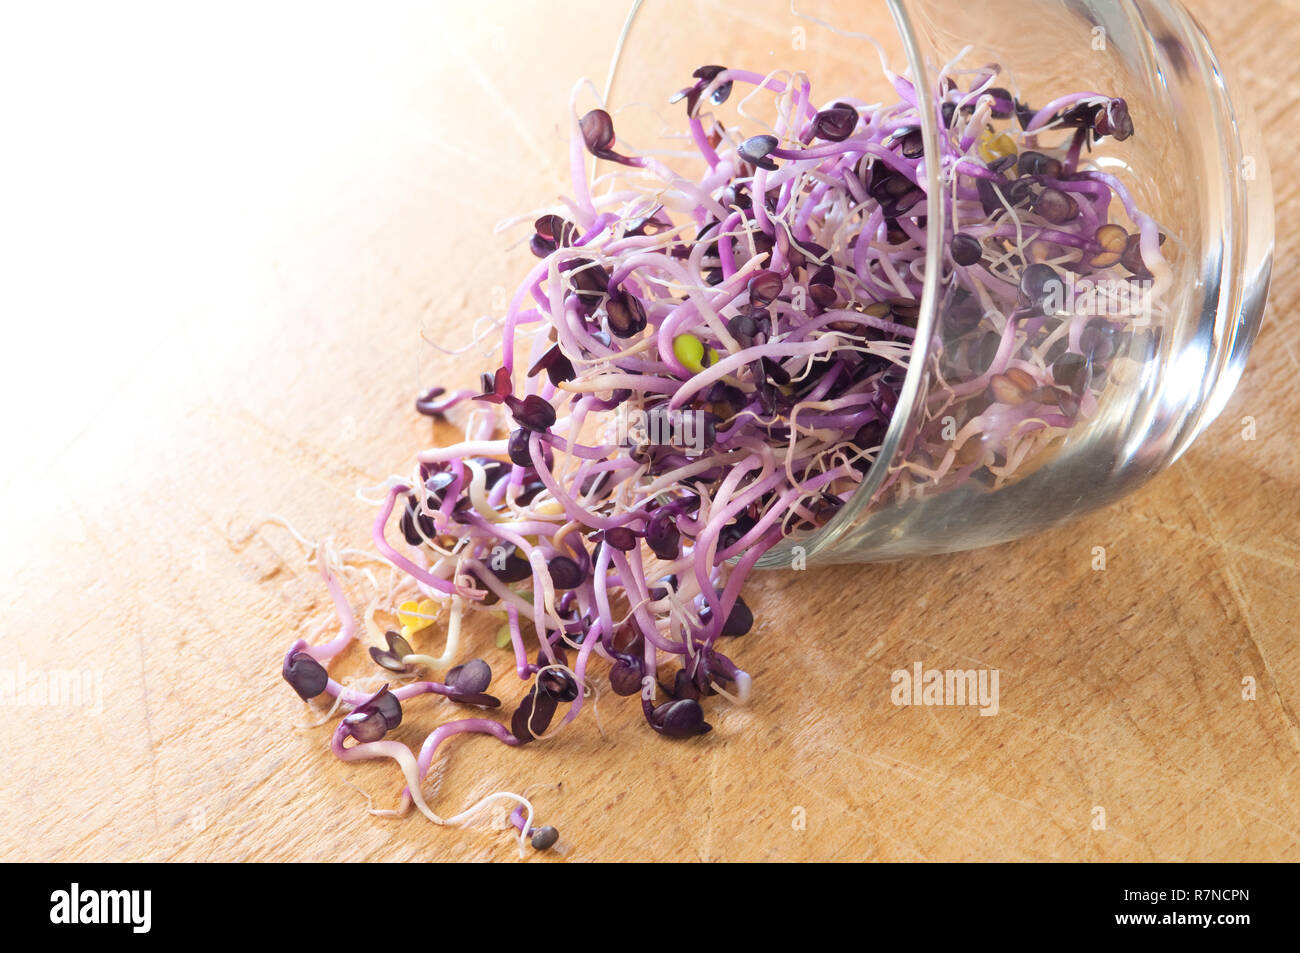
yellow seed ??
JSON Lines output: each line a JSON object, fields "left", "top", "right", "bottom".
{"left": 673, "top": 333, "right": 703, "bottom": 372}
{"left": 1003, "top": 367, "right": 1037, "bottom": 392}
{"left": 534, "top": 500, "right": 565, "bottom": 516}
{"left": 672, "top": 333, "right": 716, "bottom": 374}
{"left": 495, "top": 623, "right": 513, "bottom": 649}
{"left": 1095, "top": 223, "right": 1128, "bottom": 253}
{"left": 978, "top": 130, "right": 1017, "bottom": 163}
{"left": 989, "top": 373, "right": 1028, "bottom": 405}
{"left": 397, "top": 598, "right": 438, "bottom": 639}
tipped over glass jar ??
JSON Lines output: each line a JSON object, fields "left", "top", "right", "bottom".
{"left": 608, "top": 0, "right": 1273, "bottom": 565}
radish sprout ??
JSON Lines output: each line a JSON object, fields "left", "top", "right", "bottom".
{"left": 280, "top": 53, "right": 1168, "bottom": 854}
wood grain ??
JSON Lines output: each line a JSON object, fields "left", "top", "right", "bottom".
{"left": 1, "top": 0, "right": 1296, "bottom": 862}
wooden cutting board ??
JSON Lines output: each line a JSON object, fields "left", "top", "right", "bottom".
{"left": 1, "top": 0, "right": 1296, "bottom": 861}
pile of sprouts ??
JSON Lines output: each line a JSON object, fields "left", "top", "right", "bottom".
{"left": 280, "top": 51, "right": 1168, "bottom": 855}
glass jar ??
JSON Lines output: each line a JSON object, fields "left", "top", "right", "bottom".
{"left": 608, "top": 0, "right": 1273, "bottom": 565}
